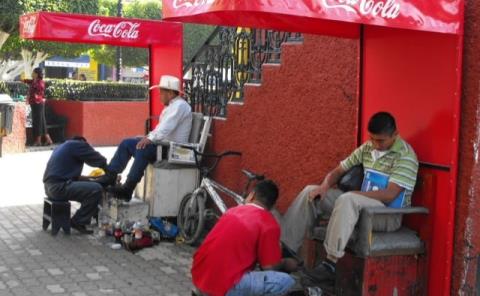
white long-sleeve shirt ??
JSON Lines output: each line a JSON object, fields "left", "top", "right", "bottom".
{"left": 147, "top": 97, "right": 192, "bottom": 143}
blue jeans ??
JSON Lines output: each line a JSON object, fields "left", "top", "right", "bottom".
{"left": 226, "top": 271, "right": 295, "bottom": 296}
{"left": 45, "top": 181, "right": 103, "bottom": 225}
{"left": 107, "top": 137, "right": 157, "bottom": 183}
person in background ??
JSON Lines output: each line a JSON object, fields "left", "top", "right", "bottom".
{"left": 22, "top": 67, "right": 53, "bottom": 146}
{"left": 79, "top": 74, "right": 87, "bottom": 81}
{"left": 43, "top": 136, "right": 107, "bottom": 234}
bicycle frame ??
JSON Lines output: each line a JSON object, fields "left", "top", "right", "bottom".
{"left": 196, "top": 176, "right": 245, "bottom": 214}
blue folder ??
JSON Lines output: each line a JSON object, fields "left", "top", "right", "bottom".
{"left": 361, "top": 169, "right": 405, "bottom": 208}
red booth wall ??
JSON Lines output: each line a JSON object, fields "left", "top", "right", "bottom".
{"left": 453, "top": 0, "right": 480, "bottom": 293}
{"left": 47, "top": 100, "right": 149, "bottom": 146}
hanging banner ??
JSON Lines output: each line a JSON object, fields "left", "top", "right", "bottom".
{"left": 20, "top": 12, "right": 182, "bottom": 48}
{"left": 162, "top": 0, "right": 463, "bottom": 35}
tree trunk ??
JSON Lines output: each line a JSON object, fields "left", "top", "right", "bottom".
{"left": 0, "top": 60, "right": 24, "bottom": 81}
{"left": 21, "top": 49, "right": 48, "bottom": 78}
{"left": 0, "top": 31, "right": 10, "bottom": 50}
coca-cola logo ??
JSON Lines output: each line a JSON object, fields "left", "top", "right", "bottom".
{"left": 173, "top": 0, "right": 215, "bottom": 9}
{"left": 88, "top": 19, "right": 140, "bottom": 39}
{"left": 321, "top": 0, "right": 401, "bottom": 19}
{"left": 23, "top": 15, "right": 38, "bottom": 36}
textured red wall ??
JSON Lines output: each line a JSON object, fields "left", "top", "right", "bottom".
{"left": 452, "top": 0, "right": 480, "bottom": 294}
{"left": 209, "top": 35, "right": 359, "bottom": 212}
{"left": 48, "top": 100, "right": 149, "bottom": 146}
{"left": 2, "top": 103, "right": 26, "bottom": 154}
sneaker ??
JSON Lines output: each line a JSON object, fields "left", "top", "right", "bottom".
{"left": 71, "top": 220, "right": 94, "bottom": 235}
{"left": 303, "top": 261, "right": 336, "bottom": 283}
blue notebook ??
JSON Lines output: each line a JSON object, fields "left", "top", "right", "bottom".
{"left": 361, "top": 169, "right": 406, "bottom": 208}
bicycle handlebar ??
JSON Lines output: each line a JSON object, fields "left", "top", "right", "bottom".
{"left": 177, "top": 144, "right": 242, "bottom": 176}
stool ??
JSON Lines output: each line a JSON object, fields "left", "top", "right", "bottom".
{"left": 42, "top": 198, "right": 71, "bottom": 235}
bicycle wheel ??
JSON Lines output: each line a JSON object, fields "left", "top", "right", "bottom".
{"left": 177, "top": 189, "right": 206, "bottom": 245}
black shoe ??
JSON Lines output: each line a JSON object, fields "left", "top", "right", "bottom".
{"left": 106, "top": 181, "right": 136, "bottom": 202}
{"left": 94, "top": 170, "right": 118, "bottom": 187}
{"left": 303, "top": 261, "right": 336, "bottom": 283}
{"left": 71, "top": 220, "right": 94, "bottom": 235}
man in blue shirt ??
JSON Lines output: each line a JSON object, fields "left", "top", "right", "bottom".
{"left": 43, "top": 136, "right": 107, "bottom": 234}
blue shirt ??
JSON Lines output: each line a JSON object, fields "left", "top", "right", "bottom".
{"left": 43, "top": 140, "right": 107, "bottom": 183}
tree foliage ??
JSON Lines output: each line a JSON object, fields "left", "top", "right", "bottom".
{"left": 90, "top": 0, "right": 162, "bottom": 68}
{"left": 0, "top": 0, "right": 99, "bottom": 59}
{"left": 91, "top": 0, "right": 216, "bottom": 67}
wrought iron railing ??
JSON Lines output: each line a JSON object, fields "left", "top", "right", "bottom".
{"left": 183, "top": 27, "right": 303, "bottom": 117}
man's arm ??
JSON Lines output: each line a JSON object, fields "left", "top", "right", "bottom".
{"left": 75, "top": 143, "right": 107, "bottom": 169}
{"left": 147, "top": 102, "right": 189, "bottom": 143}
{"left": 308, "top": 165, "right": 346, "bottom": 200}
{"left": 352, "top": 182, "right": 404, "bottom": 203}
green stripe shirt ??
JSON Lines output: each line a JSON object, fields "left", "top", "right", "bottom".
{"left": 340, "top": 137, "right": 419, "bottom": 207}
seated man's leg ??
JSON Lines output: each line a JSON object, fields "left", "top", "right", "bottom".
{"left": 226, "top": 271, "right": 295, "bottom": 296}
{"left": 107, "top": 137, "right": 142, "bottom": 174}
{"left": 280, "top": 186, "right": 342, "bottom": 253}
{"left": 126, "top": 143, "right": 157, "bottom": 184}
{"left": 65, "top": 181, "right": 103, "bottom": 226}
{"left": 305, "top": 192, "right": 384, "bottom": 283}
{"left": 96, "top": 137, "right": 141, "bottom": 187}
{"left": 108, "top": 143, "right": 157, "bottom": 201}
{"left": 324, "top": 192, "right": 385, "bottom": 259}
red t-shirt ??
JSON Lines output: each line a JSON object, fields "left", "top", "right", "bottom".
{"left": 192, "top": 204, "right": 282, "bottom": 296}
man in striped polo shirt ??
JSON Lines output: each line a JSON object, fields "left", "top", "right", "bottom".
{"left": 280, "top": 112, "right": 418, "bottom": 283}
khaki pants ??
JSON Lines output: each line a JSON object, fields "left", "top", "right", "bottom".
{"left": 280, "top": 186, "right": 402, "bottom": 258}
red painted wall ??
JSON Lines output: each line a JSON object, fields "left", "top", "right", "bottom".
{"left": 2, "top": 103, "right": 26, "bottom": 154}
{"left": 47, "top": 100, "right": 149, "bottom": 146}
{"left": 209, "top": 35, "right": 359, "bottom": 212}
{"left": 452, "top": 0, "right": 480, "bottom": 294}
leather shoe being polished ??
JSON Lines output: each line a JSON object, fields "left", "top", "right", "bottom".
{"left": 106, "top": 180, "right": 136, "bottom": 202}
{"left": 94, "top": 170, "right": 118, "bottom": 187}
{"left": 71, "top": 220, "right": 94, "bottom": 235}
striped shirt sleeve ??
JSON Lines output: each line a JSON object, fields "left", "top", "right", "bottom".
{"left": 389, "top": 155, "right": 419, "bottom": 191}
{"left": 340, "top": 143, "right": 367, "bottom": 171}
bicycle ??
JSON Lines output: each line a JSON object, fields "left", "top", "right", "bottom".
{"left": 177, "top": 147, "right": 265, "bottom": 245}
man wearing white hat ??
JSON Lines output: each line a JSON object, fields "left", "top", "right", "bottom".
{"left": 96, "top": 75, "right": 192, "bottom": 201}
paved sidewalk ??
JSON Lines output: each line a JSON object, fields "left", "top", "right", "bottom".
{"left": 0, "top": 148, "right": 195, "bottom": 296}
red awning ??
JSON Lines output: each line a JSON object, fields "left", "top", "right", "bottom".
{"left": 162, "top": 0, "right": 464, "bottom": 36}
{"left": 20, "top": 12, "right": 182, "bottom": 48}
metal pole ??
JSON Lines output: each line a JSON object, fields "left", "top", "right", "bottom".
{"left": 115, "top": 0, "right": 123, "bottom": 82}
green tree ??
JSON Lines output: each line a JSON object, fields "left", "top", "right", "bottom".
{"left": 90, "top": 0, "right": 162, "bottom": 68}
{"left": 91, "top": 0, "right": 216, "bottom": 67}
{"left": 0, "top": 0, "right": 99, "bottom": 80}
{"left": 183, "top": 24, "right": 216, "bottom": 64}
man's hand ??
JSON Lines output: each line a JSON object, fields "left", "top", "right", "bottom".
{"left": 308, "top": 183, "right": 329, "bottom": 201}
{"left": 136, "top": 137, "right": 153, "bottom": 149}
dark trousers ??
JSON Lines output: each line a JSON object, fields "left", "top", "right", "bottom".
{"left": 107, "top": 137, "right": 157, "bottom": 184}
{"left": 45, "top": 181, "right": 103, "bottom": 225}
{"left": 31, "top": 103, "right": 47, "bottom": 138}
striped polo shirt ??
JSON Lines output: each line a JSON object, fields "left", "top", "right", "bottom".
{"left": 340, "top": 137, "right": 419, "bottom": 207}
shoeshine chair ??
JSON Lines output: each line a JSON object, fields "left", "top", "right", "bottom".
{"left": 308, "top": 171, "right": 431, "bottom": 295}
{"left": 135, "top": 112, "right": 212, "bottom": 217}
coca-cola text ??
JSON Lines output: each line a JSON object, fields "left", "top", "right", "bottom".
{"left": 88, "top": 19, "right": 140, "bottom": 40}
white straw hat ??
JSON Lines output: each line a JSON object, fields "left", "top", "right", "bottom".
{"left": 149, "top": 75, "right": 182, "bottom": 92}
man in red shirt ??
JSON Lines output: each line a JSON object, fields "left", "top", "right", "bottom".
{"left": 191, "top": 180, "right": 297, "bottom": 296}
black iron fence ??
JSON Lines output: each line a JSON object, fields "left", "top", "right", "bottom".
{"left": 184, "top": 27, "right": 303, "bottom": 117}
